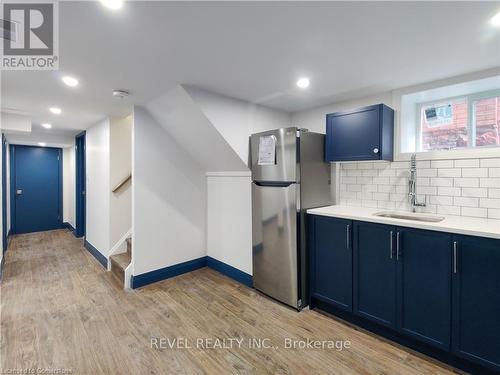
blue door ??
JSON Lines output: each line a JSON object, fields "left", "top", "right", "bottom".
{"left": 452, "top": 235, "right": 500, "bottom": 372}
{"left": 11, "top": 145, "right": 62, "bottom": 234}
{"left": 397, "top": 228, "right": 452, "bottom": 350}
{"left": 75, "top": 132, "right": 86, "bottom": 238}
{"left": 2, "top": 134, "right": 7, "bottom": 251}
{"left": 309, "top": 215, "right": 353, "bottom": 311}
{"left": 353, "top": 221, "right": 397, "bottom": 328}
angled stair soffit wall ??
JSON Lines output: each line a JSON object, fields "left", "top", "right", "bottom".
{"left": 144, "top": 85, "right": 247, "bottom": 173}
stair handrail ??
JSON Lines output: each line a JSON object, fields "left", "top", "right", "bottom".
{"left": 112, "top": 173, "right": 131, "bottom": 193}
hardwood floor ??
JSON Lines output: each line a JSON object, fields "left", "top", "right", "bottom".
{"left": 0, "top": 229, "right": 460, "bottom": 374}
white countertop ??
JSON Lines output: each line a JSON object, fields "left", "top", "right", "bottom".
{"left": 307, "top": 205, "right": 500, "bottom": 240}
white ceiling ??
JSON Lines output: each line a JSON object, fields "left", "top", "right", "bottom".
{"left": 2, "top": 1, "right": 500, "bottom": 136}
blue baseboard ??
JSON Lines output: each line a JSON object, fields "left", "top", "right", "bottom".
{"left": 63, "top": 222, "right": 75, "bottom": 232}
{"left": 206, "top": 256, "right": 253, "bottom": 287}
{"left": 0, "top": 256, "right": 4, "bottom": 281}
{"left": 84, "top": 240, "right": 108, "bottom": 269}
{"left": 131, "top": 256, "right": 253, "bottom": 289}
{"left": 132, "top": 256, "right": 207, "bottom": 289}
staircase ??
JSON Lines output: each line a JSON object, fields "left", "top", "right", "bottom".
{"left": 110, "top": 238, "right": 131, "bottom": 286}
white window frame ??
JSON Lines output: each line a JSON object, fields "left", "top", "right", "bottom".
{"left": 415, "top": 89, "right": 500, "bottom": 153}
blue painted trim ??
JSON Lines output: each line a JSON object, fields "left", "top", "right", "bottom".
{"left": 84, "top": 239, "right": 108, "bottom": 269}
{"left": 75, "top": 132, "right": 86, "bottom": 238}
{"left": 132, "top": 256, "right": 207, "bottom": 289}
{"left": 0, "top": 256, "right": 4, "bottom": 281}
{"left": 131, "top": 256, "right": 254, "bottom": 289}
{"left": 2, "top": 134, "right": 7, "bottom": 253}
{"left": 206, "top": 256, "right": 253, "bottom": 287}
{"left": 63, "top": 222, "right": 76, "bottom": 232}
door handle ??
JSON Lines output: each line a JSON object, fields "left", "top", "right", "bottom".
{"left": 346, "top": 224, "right": 350, "bottom": 250}
{"left": 16, "top": 189, "right": 23, "bottom": 196}
{"left": 453, "top": 241, "right": 458, "bottom": 274}
{"left": 390, "top": 231, "right": 394, "bottom": 259}
{"left": 396, "top": 232, "right": 401, "bottom": 261}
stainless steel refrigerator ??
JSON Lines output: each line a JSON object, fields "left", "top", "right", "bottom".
{"left": 250, "top": 127, "right": 333, "bottom": 310}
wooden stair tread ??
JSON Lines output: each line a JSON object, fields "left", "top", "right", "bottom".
{"left": 110, "top": 252, "right": 131, "bottom": 270}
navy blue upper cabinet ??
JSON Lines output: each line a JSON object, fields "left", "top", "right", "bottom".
{"left": 397, "top": 228, "right": 452, "bottom": 351}
{"left": 452, "top": 235, "right": 500, "bottom": 372}
{"left": 309, "top": 215, "right": 353, "bottom": 312}
{"left": 325, "top": 104, "right": 394, "bottom": 162}
{"left": 353, "top": 222, "right": 397, "bottom": 328}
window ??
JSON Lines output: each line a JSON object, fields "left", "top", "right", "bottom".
{"left": 417, "top": 91, "right": 500, "bottom": 152}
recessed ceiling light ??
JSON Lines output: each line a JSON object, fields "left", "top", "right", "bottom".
{"left": 101, "top": 0, "right": 123, "bottom": 10}
{"left": 62, "top": 76, "right": 79, "bottom": 87}
{"left": 41, "top": 123, "right": 52, "bottom": 129}
{"left": 49, "top": 107, "right": 62, "bottom": 115}
{"left": 491, "top": 11, "right": 500, "bottom": 27}
{"left": 38, "top": 142, "right": 47, "bottom": 147}
{"left": 296, "top": 77, "right": 310, "bottom": 89}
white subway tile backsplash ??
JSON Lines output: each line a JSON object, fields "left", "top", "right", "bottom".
{"left": 437, "top": 205, "right": 461, "bottom": 216}
{"left": 438, "top": 168, "right": 461, "bottom": 178}
{"left": 480, "top": 158, "right": 500, "bottom": 168}
{"left": 454, "top": 178, "right": 479, "bottom": 188}
{"left": 430, "top": 177, "right": 454, "bottom": 187}
{"left": 418, "top": 168, "right": 438, "bottom": 177}
{"left": 373, "top": 192, "right": 390, "bottom": 201}
{"left": 489, "top": 189, "right": 500, "bottom": 199}
{"left": 462, "top": 187, "right": 488, "bottom": 198}
{"left": 461, "top": 168, "right": 488, "bottom": 178}
{"left": 461, "top": 207, "right": 487, "bottom": 218}
{"left": 438, "top": 187, "right": 461, "bottom": 196}
{"left": 348, "top": 184, "right": 363, "bottom": 192}
{"left": 489, "top": 168, "right": 500, "bottom": 178}
{"left": 480, "top": 178, "right": 500, "bottom": 188}
{"left": 454, "top": 197, "right": 479, "bottom": 208}
{"left": 372, "top": 177, "right": 390, "bottom": 185}
{"left": 431, "top": 160, "right": 454, "bottom": 168}
{"left": 454, "top": 159, "right": 480, "bottom": 168}
{"left": 378, "top": 185, "right": 396, "bottom": 193}
{"left": 488, "top": 209, "right": 500, "bottom": 219}
{"left": 431, "top": 196, "right": 453, "bottom": 206}
{"left": 338, "top": 157, "right": 500, "bottom": 220}
{"left": 480, "top": 198, "right": 500, "bottom": 209}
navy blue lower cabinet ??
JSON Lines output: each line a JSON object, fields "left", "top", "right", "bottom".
{"left": 396, "top": 228, "right": 452, "bottom": 351}
{"left": 309, "top": 215, "right": 353, "bottom": 311}
{"left": 452, "top": 235, "right": 500, "bottom": 372}
{"left": 353, "top": 222, "right": 397, "bottom": 328}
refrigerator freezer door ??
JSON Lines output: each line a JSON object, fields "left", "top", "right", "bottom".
{"left": 250, "top": 128, "right": 297, "bottom": 183}
{"left": 252, "top": 182, "right": 298, "bottom": 307}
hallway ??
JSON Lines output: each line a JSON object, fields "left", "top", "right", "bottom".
{"left": 0, "top": 230, "right": 457, "bottom": 374}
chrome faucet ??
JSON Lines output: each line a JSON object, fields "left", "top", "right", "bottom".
{"left": 408, "top": 153, "right": 426, "bottom": 212}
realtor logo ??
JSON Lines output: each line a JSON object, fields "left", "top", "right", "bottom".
{"left": 1, "top": 1, "right": 59, "bottom": 70}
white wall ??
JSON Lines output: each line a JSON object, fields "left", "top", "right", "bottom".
{"left": 0, "top": 112, "right": 31, "bottom": 133}
{"left": 184, "top": 86, "right": 292, "bottom": 165}
{"left": 133, "top": 106, "right": 206, "bottom": 275}
{"left": 86, "top": 118, "right": 111, "bottom": 255}
{"left": 207, "top": 173, "right": 252, "bottom": 275}
{"left": 110, "top": 115, "right": 132, "bottom": 250}
{"left": 63, "top": 146, "right": 76, "bottom": 228}
{"left": 291, "top": 92, "right": 393, "bottom": 133}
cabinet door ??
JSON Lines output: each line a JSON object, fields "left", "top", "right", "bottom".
{"left": 397, "top": 228, "right": 452, "bottom": 350}
{"left": 353, "top": 222, "right": 396, "bottom": 328}
{"left": 452, "top": 235, "right": 500, "bottom": 372}
{"left": 326, "top": 105, "right": 380, "bottom": 161}
{"left": 310, "top": 216, "right": 353, "bottom": 312}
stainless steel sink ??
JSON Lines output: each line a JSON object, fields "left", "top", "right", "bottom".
{"left": 373, "top": 211, "right": 445, "bottom": 223}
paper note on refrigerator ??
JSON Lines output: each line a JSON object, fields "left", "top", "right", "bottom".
{"left": 258, "top": 135, "right": 276, "bottom": 165}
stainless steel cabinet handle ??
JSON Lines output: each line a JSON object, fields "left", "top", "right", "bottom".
{"left": 390, "top": 231, "right": 394, "bottom": 259}
{"left": 396, "top": 232, "right": 401, "bottom": 260}
{"left": 453, "top": 241, "right": 458, "bottom": 274}
{"left": 346, "top": 224, "right": 350, "bottom": 250}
